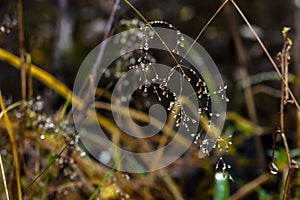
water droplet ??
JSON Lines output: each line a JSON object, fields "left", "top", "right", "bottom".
{"left": 122, "top": 173, "right": 130, "bottom": 180}
{"left": 215, "top": 172, "right": 226, "bottom": 180}
{"left": 120, "top": 96, "right": 127, "bottom": 103}
{"left": 269, "top": 162, "right": 279, "bottom": 175}
{"left": 99, "top": 151, "right": 112, "bottom": 164}
{"left": 80, "top": 151, "right": 86, "bottom": 157}
{"left": 1, "top": 149, "right": 7, "bottom": 156}
{"left": 144, "top": 43, "right": 149, "bottom": 50}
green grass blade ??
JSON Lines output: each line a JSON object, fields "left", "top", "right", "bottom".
{"left": 214, "top": 172, "right": 230, "bottom": 200}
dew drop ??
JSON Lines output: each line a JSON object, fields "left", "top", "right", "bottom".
{"left": 40, "top": 134, "right": 45, "bottom": 140}
{"left": 99, "top": 151, "right": 112, "bottom": 164}
{"left": 122, "top": 173, "right": 130, "bottom": 180}
{"left": 80, "top": 151, "right": 86, "bottom": 157}
{"left": 144, "top": 43, "right": 149, "bottom": 50}
{"left": 1, "top": 149, "right": 7, "bottom": 156}
{"left": 268, "top": 162, "right": 279, "bottom": 175}
{"left": 121, "top": 96, "right": 127, "bottom": 103}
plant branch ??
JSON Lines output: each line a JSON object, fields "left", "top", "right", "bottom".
{"left": 224, "top": 0, "right": 266, "bottom": 171}
{"left": 268, "top": 27, "right": 298, "bottom": 200}
{"left": 181, "top": 0, "right": 229, "bottom": 62}
{"left": 76, "top": 0, "right": 120, "bottom": 126}
{"left": 18, "top": 0, "right": 26, "bottom": 100}
{"left": 230, "top": 0, "right": 300, "bottom": 110}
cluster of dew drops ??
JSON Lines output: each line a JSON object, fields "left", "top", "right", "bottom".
{"left": 113, "top": 19, "right": 230, "bottom": 157}
{"left": 13, "top": 96, "right": 87, "bottom": 157}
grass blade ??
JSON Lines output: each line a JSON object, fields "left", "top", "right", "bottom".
{"left": 0, "top": 153, "right": 10, "bottom": 200}
{"left": 214, "top": 172, "right": 230, "bottom": 200}
{"left": 0, "top": 91, "right": 22, "bottom": 200}
{"left": 88, "top": 158, "right": 123, "bottom": 200}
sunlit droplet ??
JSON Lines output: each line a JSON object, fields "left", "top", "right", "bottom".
{"left": 269, "top": 162, "right": 279, "bottom": 175}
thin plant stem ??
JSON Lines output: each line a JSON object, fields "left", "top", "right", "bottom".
{"left": 268, "top": 27, "right": 298, "bottom": 200}
{"left": 230, "top": 0, "right": 300, "bottom": 110}
{"left": 124, "top": 0, "right": 198, "bottom": 93}
{"left": 76, "top": 0, "right": 120, "bottom": 126}
{"left": 278, "top": 29, "right": 296, "bottom": 200}
{"left": 228, "top": 1, "right": 300, "bottom": 194}
{"left": 223, "top": 1, "right": 265, "bottom": 171}
{"left": 18, "top": 0, "right": 26, "bottom": 100}
{"left": 26, "top": 54, "right": 32, "bottom": 100}
{"left": 293, "top": 2, "right": 300, "bottom": 197}
{"left": 147, "top": 103, "right": 181, "bottom": 185}
{"left": 293, "top": 0, "right": 300, "bottom": 151}
{"left": 0, "top": 154, "right": 10, "bottom": 200}
{"left": 124, "top": 0, "right": 179, "bottom": 66}
{"left": 0, "top": 100, "right": 25, "bottom": 119}
{"left": 180, "top": 0, "right": 229, "bottom": 62}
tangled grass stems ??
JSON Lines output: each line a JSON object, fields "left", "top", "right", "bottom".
{"left": 1, "top": 1, "right": 299, "bottom": 199}
{"left": 0, "top": 92, "right": 22, "bottom": 200}
{"left": 0, "top": 47, "right": 165, "bottom": 196}
{"left": 21, "top": 134, "right": 77, "bottom": 196}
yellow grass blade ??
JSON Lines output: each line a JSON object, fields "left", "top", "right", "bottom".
{"left": 0, "top": 48, "right": 74, "bottom": 105}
